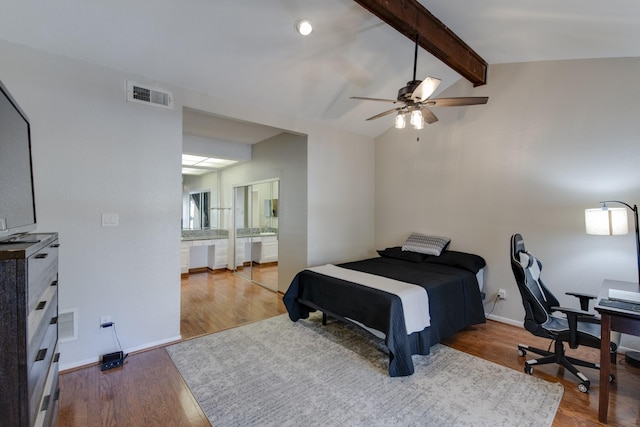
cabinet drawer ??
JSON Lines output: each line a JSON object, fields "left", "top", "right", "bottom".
{"left": 28, "top": 286, "right": 57, "bottom": 367}
{"left": 28, "top": 319, "right": 58, "bottom": 423}
{"left": 28, "top": 243, "right": 58, "bottom": 313}
{"left": 192, "top": 239, "right": 213, "bottom": 247}
{"left": 34, "top": 346, "right": 59, "bottom": 427}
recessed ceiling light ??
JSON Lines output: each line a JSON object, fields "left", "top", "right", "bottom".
{"left": 295, "top": 19, "right": 313, "bottom": 36}
{"left": 181, "top": 154, "right": 238, "bottom": 175}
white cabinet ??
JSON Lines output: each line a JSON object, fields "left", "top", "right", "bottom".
{"left": 258, "top": 236, "right": 278, "bottom": 264}
{"left": 235, "top": 237, "right": 250, "bottom": 267}
{"left": 260, "top": 236, "right": 278, "bottom": 263}
{"left": 246, "top": 236, "right": 278, "bottom": 264}
{"left": 209, "top": 238, "right": 228, "bottom": 269}
{"left": 180, "top": 241, "right": 191, "bottom": 274}
{"left": 181, "top": 238, "right": 228, "bottom": 274}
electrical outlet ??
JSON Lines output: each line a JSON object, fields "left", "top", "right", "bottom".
{"left": 100, "top": 315, "right": 112, "bottom": 327}
{"left": 497, "top": 289, "right": 507, "bottom": 300}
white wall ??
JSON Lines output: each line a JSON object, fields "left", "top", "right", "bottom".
{"left": 375, "top": 57, "right": 640, "bottom": 350}
{"left": 1, "top": 39, "right": 376, "bottom": 368}
{"left": 183, "top": 134, "right": 251, "bottom": 162}
{"left": 306, "top": 128, "right": 376, "bottom": 265}
{"left": 0, "top": 40, "right": 184, "bottom": 369}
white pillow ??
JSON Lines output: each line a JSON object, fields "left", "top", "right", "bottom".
{"left": 401, "top": 233, "right": 451, "bottom": 256}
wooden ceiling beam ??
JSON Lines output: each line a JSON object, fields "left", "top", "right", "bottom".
{"left": 353, "top": 0, "right": 487, "bottom": 86}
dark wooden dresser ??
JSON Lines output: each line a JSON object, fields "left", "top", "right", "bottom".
{"left": 0, "top": 233, "right": 60, "bottom": 427}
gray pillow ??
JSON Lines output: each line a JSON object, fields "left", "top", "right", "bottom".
{"left": 401, "top": 232, "right": 451, "bottom": 256}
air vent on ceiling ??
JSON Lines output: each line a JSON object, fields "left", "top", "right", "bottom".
{"left": 126, "top": 80, "right": 173, "bottom": 109}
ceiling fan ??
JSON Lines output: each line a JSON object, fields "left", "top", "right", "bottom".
{"left": 350, "top": 35, "right": 488, "bottom": 128}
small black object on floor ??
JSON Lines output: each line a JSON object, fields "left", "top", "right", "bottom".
{"left": 626, "top": 351, "right": 640, "bottom": 368}
{"left": 101, "top": 351, "right": 125, "bottom": 371}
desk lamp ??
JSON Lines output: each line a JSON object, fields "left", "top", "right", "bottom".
{"left": 585, "top": 200, "right": 640, "bottom": 367}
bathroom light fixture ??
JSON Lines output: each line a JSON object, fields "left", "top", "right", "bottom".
{"left": 295, "top": 19, "right": 313, "bottom": 36}
{"left": 585, "top": 200, "right": 640, "bottom": 283}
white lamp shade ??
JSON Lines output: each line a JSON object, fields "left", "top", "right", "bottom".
{"left": 585, "top": 207, "right": 629, "bottom": 235}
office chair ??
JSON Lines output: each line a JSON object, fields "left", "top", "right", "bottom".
{"left": 510, "top": 233, "right": 619, "bottom": 392}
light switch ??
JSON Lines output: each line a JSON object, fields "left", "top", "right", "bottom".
{"left": 101, "top": 213, "right": 119, "bottom": 227}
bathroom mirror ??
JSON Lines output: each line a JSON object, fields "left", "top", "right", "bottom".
{"left": 234, "top": 179, "right": 279, "bottom": 290}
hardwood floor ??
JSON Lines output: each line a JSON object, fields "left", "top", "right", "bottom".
{"left": 442, "top": 321, "right": 640, "bottom": 426}
{"left": 59, "top": 270, "right": 639, "bottom": 426}
{"left": 180, "top": 264, "right": 284, "bottom": 339}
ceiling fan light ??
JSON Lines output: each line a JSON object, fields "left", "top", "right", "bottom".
{"left": 295, "top": 19, "right": 313, "bottom": 36}
{"left": 413, "top": 116, "right": 425, "bottom": 129}
{"left": 395, "top": 112, "right": 406, "bottom": 129}
{"left": 410, "top": 109, "right": 422, "bottom": 126}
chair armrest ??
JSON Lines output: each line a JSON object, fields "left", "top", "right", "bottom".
{"left": 551, "top": 306, "right": 594, "bottom": 317}
{"left": 551, "top": 306, "right": 596, "bottom": 348}
{"left": 566, "top": 292, "right": 597, "bottom": 311}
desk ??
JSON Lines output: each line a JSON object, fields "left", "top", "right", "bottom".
{"left": 594, "top": 279, "right": 640, "bottom": 423}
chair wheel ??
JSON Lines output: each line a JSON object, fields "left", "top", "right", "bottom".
{"left": 524, "top": 364, "right": 533, "bottom": 375}
{"left": 518, "top": 348, "right": 526, "bottom": 357}
{"left": 578, "top": 382, "right": 590, "bottom": 393}
{"left": 609, "top": 374, "right": 615, "bottom": 382}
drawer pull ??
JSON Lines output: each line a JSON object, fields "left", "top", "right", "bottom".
{"left": 36, "top": 300, "right": 47, "bottom": 310}
{"left": 40, "top": 394, "right": 50, "bottom": 411}
{"left": 51, "top": 280, "right": 58, "bottom": 287}
{"left": 50, "top": 316, "right": 58, "bottom": 325}
{"left": 50, "top": 243, "right": 60, "bottom": 248}
{"left": 54, "top": 352, "right": 60, "bottom": 363}
{"left": 35, "top": 253, "right": 49, "bottom": 259}
{"left": 35, "top": 348, "right": 48, "bottom": 362}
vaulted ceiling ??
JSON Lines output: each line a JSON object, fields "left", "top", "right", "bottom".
{"left": 1, "top": 0, "right": 640, "bottom": 139}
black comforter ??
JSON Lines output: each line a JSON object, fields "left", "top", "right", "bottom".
{"left": 283, "top": 251, "right": 486, "bottom": 377}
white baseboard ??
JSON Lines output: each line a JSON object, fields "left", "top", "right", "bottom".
{"left": 59, "top": 334, "right": 182, "bottom": 372}
{"left": 485, "top": 313, "right": 524, "bottom": 328}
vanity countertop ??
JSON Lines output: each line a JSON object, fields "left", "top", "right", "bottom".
{"left": 181, "top": 229, "right": 229, "bottom": 242}
{"left": 181, "top": 235, "right": 228, "bottom": 242}
{"left": 237, "top": 232, "right": 277, "bottom": 238}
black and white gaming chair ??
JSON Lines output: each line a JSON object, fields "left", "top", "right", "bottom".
{"left": 510, "top": 233, "right": 620, "bottom": 392}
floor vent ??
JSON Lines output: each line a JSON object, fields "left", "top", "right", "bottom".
{"left": 126, "top": 81, "right": 173, "bottom": 109}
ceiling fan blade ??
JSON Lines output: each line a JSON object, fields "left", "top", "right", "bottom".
{"left": 424, "top": 97, "right": 489, "bottom": 107}
{"left": 366, "top": 107, "right": 403, "bottom": 121}
{"left": 350, "top": 96, "right": 400, "bottom": 103}
{"left": 411, "top": 77, "right": 442, "bottom": 102}
{"left": 421, "top": 107, "right": 438, "bottom": 124}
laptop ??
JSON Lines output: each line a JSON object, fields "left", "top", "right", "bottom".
{"left": 608, "top": 288, "right": 640, "bottom": 304}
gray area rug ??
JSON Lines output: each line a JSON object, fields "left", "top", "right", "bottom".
{"left": 167, "top": 313, "right": 563, "bottom": 427}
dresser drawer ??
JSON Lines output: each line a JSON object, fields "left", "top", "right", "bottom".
{"left": 34, "top": 347, "right": 59, "bottom": 427}
{"left": 28, "top": 242, "right": 59, "bottom": 314}
{"left": 28, "top": 286, "right": 58, "bottom": 369}
{"left": 28, "top": 316, "right": 58, "bottom": 423}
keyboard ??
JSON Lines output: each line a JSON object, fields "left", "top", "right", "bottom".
{"left": 599, "top": 298, "right": 640, "bottom": 313}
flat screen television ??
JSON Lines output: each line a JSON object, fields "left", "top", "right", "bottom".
{"left": 0, "top": 80, "right": 37, "bottom": 243}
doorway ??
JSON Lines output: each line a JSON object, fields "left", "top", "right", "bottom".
{"left": 234, "top": 179, "right": 279, "bottom": 291}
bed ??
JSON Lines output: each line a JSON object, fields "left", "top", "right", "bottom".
{"left": 283, "top": 246, "right": 487, "bottom": 377}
